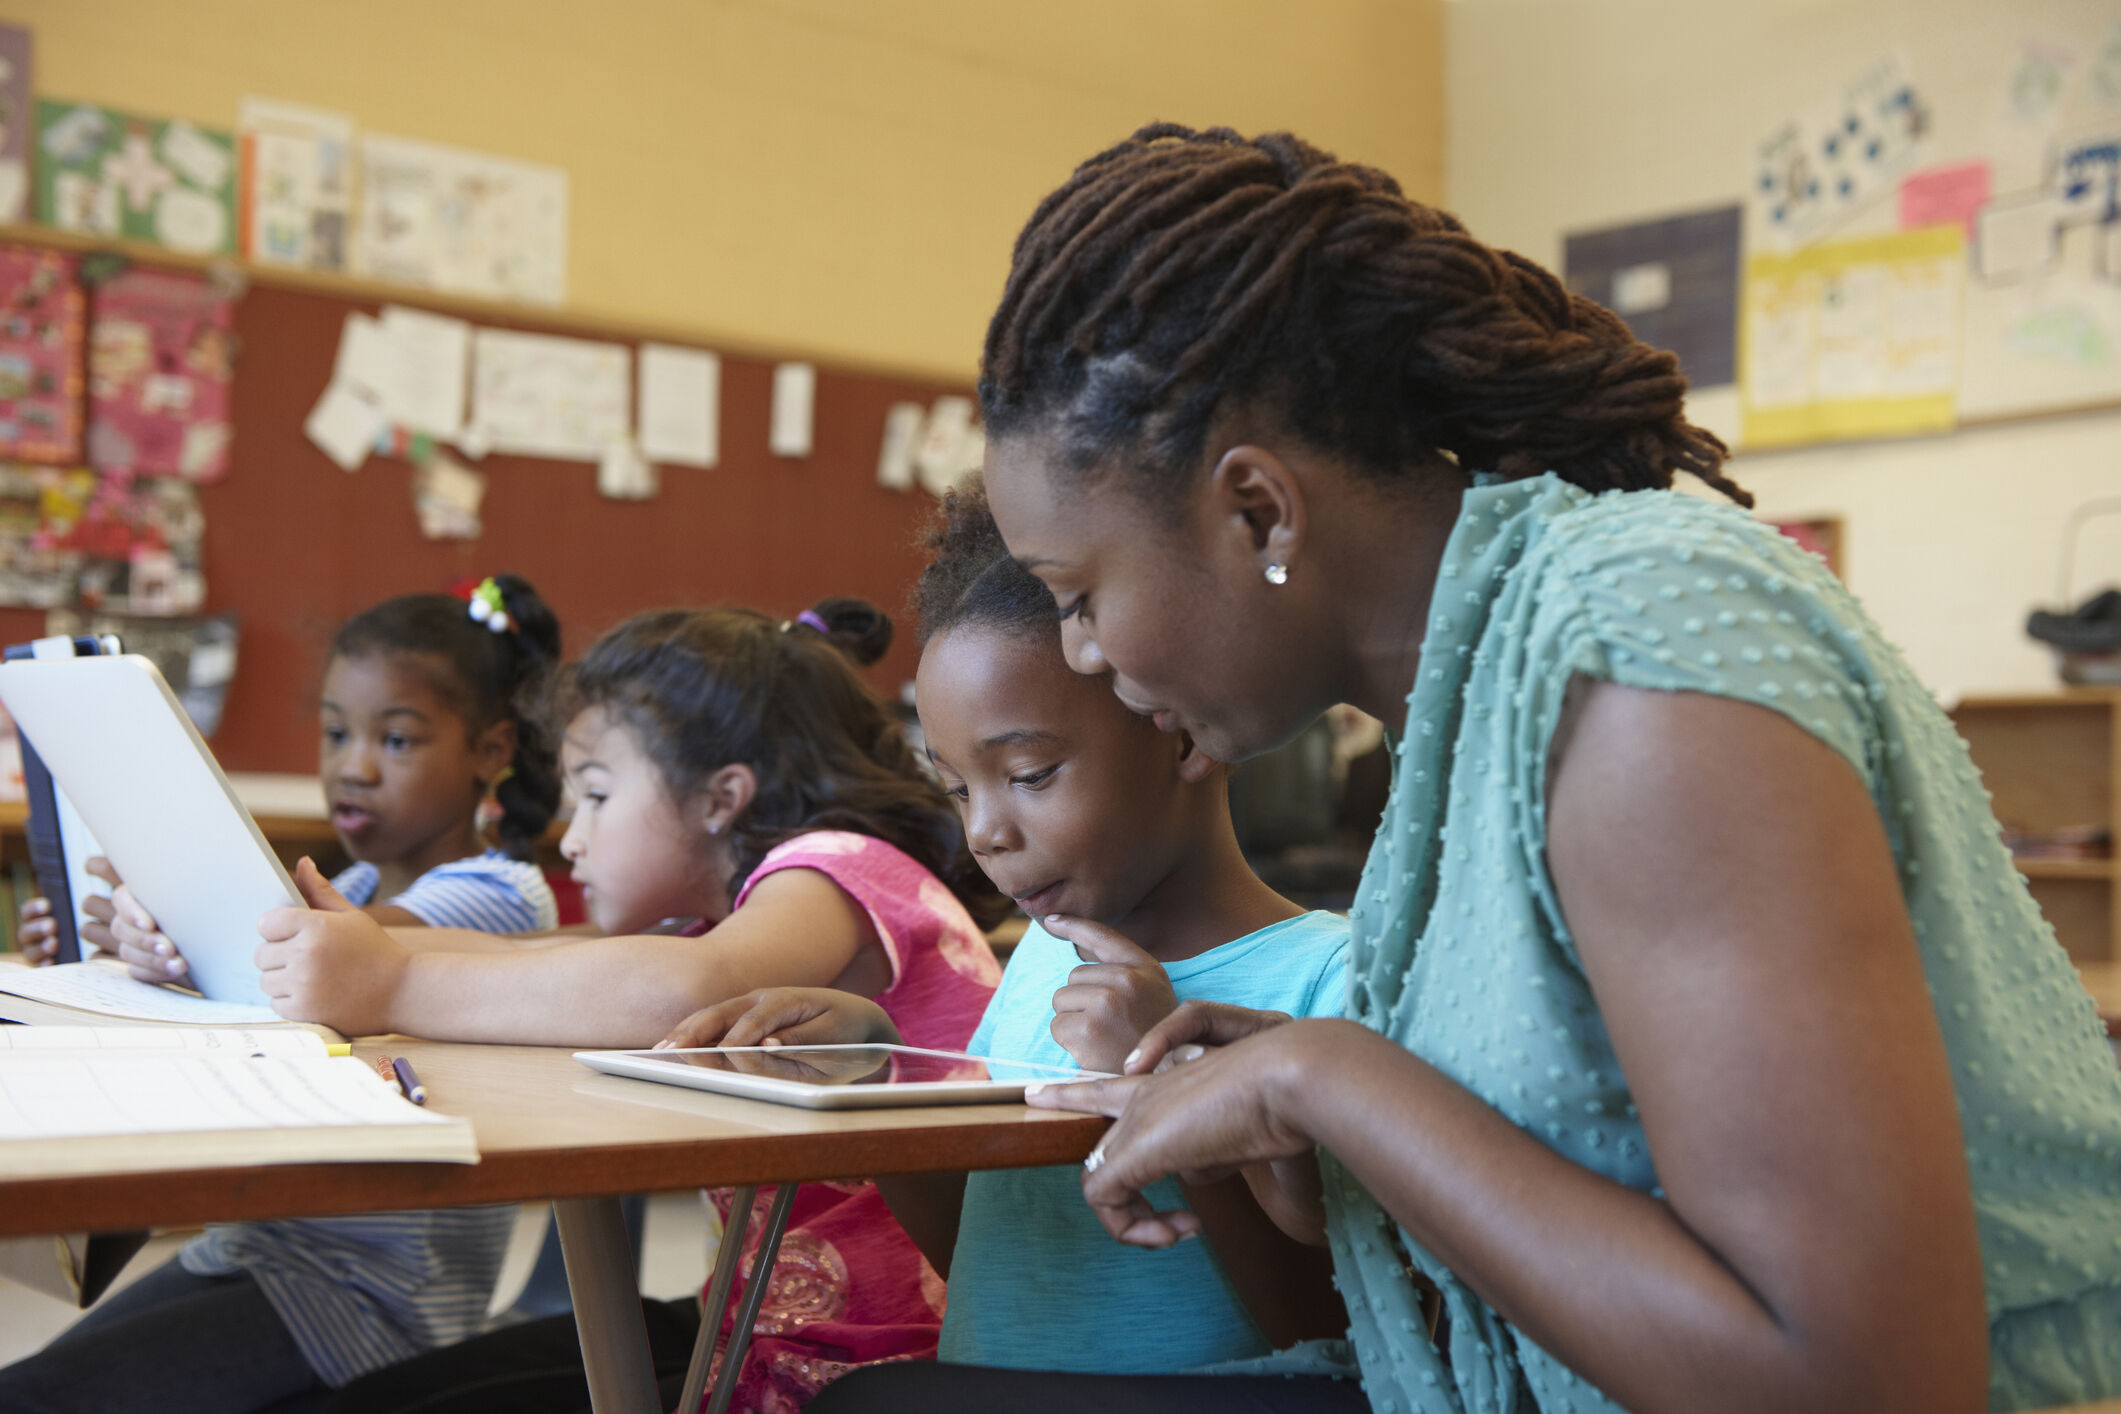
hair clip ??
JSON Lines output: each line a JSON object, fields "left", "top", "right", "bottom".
{"left": 467, "top": 577, "right": 515, "bottom": 635}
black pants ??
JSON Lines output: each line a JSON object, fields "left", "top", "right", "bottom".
{"left": 808, "top": 1362, "right": 1372, "bottom": 1414}
{"left": 320, "top": 1298, "right": 701, "bottom": 1414}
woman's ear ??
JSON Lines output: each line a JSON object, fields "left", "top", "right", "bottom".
{"left": 472, "top": 718, "right": 518, "bottom": 786}
{"left": 696, "top": 763, "right": 759, "bottom": 836}
{"left": 1208, "top": 444, "right": 1306, "bottom": 579}
{"left": 1172, "top": 728, "right": 1225, "bottom": 785}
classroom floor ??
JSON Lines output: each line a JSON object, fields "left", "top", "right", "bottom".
{"left": 0, "top": 1191, "right": 715, "bottom": 1370}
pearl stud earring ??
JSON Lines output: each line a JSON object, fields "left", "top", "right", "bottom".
{"left": 1264, "top": 562, "right": 1289, "bottom": 586}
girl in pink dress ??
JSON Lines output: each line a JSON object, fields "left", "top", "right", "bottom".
{"left": 310, "top": 598, "right": 1007, "bottom": 1414}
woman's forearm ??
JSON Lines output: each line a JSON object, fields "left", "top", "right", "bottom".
{"left": 1276, "top": 1020, "right": 1973, "bottom": 1414}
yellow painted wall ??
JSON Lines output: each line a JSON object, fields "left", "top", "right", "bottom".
{"left": 18, "top": 0, "right": 1444, "bottom": 379}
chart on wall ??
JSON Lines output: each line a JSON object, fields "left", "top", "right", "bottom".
{"left": 356, "top": 135, "right": 568, "bottom": 305}
{"left": 34, "top": 102, "right": 237, "bottom": 257}
{"left": 86, "top": 269, "right": 235, "bottom": 481}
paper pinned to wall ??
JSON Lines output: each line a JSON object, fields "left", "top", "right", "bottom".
{"left": 914, "top": 395, "right": 974, "bottom": 493}
{"left": 876, "top": 402, "right": 926, "bottom": 490}
{"left": 356, "top": 134, "right": 568, "bottom": 305}
{"left": 1977, "top": 194, "right": 2067, "bottom": 282}
{"left": 377, "top": 306, "right": 469, "bottom": 440}
{"left": 304, "top": 383, "right": 385, "bottom": 471}
{"left": 1899, "top": 160, "right": 1992, "bottom": 241}
{"left": 237, "top": 98, "right": 352, "bottom": 272}
{"left": 469, "top": 328, "right": 630, "bottom": 461}
{"left": 769, "top": 363, "right": 815, "bottom": 458}
{"left": 1750, "top": 53, "right": 1931, "bottom": 250}
{"left": 637, "top": 344, "right": 720, "bottom": 468}
{"left": 35, "top": 102, "right": 236, "bottom": 257}
{"left": 413, "top": 453, "right": 485, "bottom": 538}
{"left": 1740, "top": 225, "right": 1964, "bottom": 449}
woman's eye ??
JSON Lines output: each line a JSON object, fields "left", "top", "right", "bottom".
{"left": 1057, "top": 596, "right": 1088, "bottom": 623}
{"left": 1012, "top": 766, "right": 1057, "bottom": 788}
{"left": 942, "top": 783, "right": 968, "bottom": 801}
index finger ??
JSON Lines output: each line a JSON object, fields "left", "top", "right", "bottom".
{"left": 1024, "top": 1073, "right": 1144, "bottom": 1117}
{"left": 1128, "top": 1001, "right": 1292, "bottom": 1073}
{"left": 85, "top": 856, "right": 121, "bottom": 888}
{"left": 1042, "top": 914, "right": 1158, "bottom": 967}
{"left": 657, "top": 994, "right": 756, "bottom": 1049}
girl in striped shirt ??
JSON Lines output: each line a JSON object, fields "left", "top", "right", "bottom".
{"left": 0, "top": 575, "right": 564, "bottom": 1414}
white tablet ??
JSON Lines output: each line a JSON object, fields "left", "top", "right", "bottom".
{"left": 574, "top": 1044, "right": 1107, "bottom": 1110}
{"left": 0, "top": 655, "right": 299, "bottom": 1007}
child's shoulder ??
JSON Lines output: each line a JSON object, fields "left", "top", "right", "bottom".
{"left": 395, "top": 850, "right": 557, "bottom": 932}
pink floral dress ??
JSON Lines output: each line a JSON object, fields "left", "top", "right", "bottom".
{"left": 695, "top": 831, "right": 1001, "bottom": 1412}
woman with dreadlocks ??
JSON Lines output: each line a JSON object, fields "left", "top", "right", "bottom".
{"left": 812, "top": 127, "right": 2121, "bottom": 1414}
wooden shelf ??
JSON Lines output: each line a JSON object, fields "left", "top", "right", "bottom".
{"left": 2014, "top": 857, "right": 2116, "bottom": 881}
{"left": 1951, "top": 693, "right": 2120, "bottom": 964}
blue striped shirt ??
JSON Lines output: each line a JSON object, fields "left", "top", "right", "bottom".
{"left": 179, "top": 851, "right": 557, "bottom": 1386}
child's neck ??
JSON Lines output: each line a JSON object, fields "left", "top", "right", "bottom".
{"left": 1105, "top": 807, "right": 1303, "bottom": 964}
{"left": 372, "top": 822, "right": 488, "bottom": 904}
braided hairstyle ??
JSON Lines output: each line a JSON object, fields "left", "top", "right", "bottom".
{"left": 980, "top": 124, "right": 1749, "bottom": 509}
{"left": 551, "top": 599, "right": 1012, "bottom": 930}
{"left": 914, "top": 476, "right": 1059, "bottom": 647}
{"left": 331, "top": 573, "right": 562, "bottom": 859}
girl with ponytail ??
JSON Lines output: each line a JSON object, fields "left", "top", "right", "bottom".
{"left": 815, "top": 126, "right": 2121, "bottom": 1413}
{"left": 0, "top": 574, "right": 565, "bottom": 1412}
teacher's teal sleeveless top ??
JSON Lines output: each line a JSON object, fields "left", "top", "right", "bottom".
{"left": 1322, "top": 474, "right": 2121, "bottom": 1412}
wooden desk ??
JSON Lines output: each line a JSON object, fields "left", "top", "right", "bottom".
{"left": 0, "top": 1039, "right": 1105, "bottom": 1413}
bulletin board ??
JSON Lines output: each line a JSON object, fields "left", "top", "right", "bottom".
{"left": 0, "top": 263, "right": 968, "bottom": 775}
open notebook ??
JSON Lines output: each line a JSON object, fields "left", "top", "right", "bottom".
{"left": 0, "top": 1025, "right": 477, "bottom": 1179}
{"left": 0, "top": 957, "right": 344, "bottom": 1042}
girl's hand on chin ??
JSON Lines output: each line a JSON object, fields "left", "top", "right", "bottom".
{"left": 254, "top": 857, "right": 410, "bottom": 1033}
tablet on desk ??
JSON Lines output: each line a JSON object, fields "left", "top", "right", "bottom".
{"left": 574, "top": 1044, "right": 1106, "bottom": 1110}
{"left": 0, "top": 655, "right": 299, "bottom": 1008}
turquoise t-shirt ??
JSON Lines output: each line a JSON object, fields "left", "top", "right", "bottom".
{"left": 1325, "top": 473, "right": 2121, "bottom": 1413}
{"left": 939, "top": 910, "right": 1351, "bottom": 1373}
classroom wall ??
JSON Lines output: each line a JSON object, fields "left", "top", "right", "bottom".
{"left": 20, "top": 0, "right": 1446, "bottom": 381}
{"left": 1447, "top": 0, "right": 2121, "bottom": 704}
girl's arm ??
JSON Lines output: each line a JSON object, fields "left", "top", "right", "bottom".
{"left": 254, "top": 863, "right": 879, "bottom": 1045}
{"left": 1039, "top": 685, "right": 1987, "bottom": 1414}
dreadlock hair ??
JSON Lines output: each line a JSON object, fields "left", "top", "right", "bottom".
{"left": 549, "top": 599, "right": 1012, "bottom": 930}
{"left": 914, "top": 476, "right": 1061, "bottom": 648}
{"left": 331, "top": 574, "right": 562, "bottom": 860}
{"left": 979, "top": 123, "right": 1749, "bottom": 510}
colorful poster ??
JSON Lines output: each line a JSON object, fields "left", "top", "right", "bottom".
{"left": 238, "top": 98, "right": 353, "bottom": 272}
{"left": 468, "top": 328, "right": 627, "bottom": 460}
{"left": 87, "top": 269, "right": 236, "bottom": 481}
{"left": 357, "top": 135, "right": 568, "bottom": 305}
{"left": 0, "top": 246, "right": 84, "bottom": 463}
{"left": 35, "top": 102, "right": 236, "bottom": 256}
{"left": 0, "top": 26, "right": 32, "bottom": 223}
{"left": 1740, "top": 225, "right": 1964, "bottom": 449}
{"left": 0, "top": 464, "right": 204, "bottom": 614}
{"left": 1563, "top": 205, "right": 1742, "bottom": 388}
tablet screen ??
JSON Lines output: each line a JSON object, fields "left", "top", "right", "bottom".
{"left": 614, "top": 1045, "right": 1089, "bottom": 1088}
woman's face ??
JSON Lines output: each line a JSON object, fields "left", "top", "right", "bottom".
{"left": 983, "top": 432, "right": 1327, "bottom": 763}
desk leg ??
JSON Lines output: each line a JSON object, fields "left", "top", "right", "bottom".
{"left": 555, "top": 1196, "right": 662, "bottom": 1414}
{"left": 675, "top": 1184, "right": 756, "bottom": 1414}
{"left": 705, "top": 1183, "right": 798, "bottom": 1414}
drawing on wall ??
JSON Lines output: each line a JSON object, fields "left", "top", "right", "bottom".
{"left": 35, "top": 101, "right": 236, "bottom": 256}
{"left": 0, "top": 26, "right": 33, "bottom": 224}
{"left": 469, "top": 328, "right": 628, "bottom": 461}
{"left": 238, "top": 98, "right": 354, "bottom": 273}
{"left": 0, "top": 246, "right": 84, "bottom": 464}
{"left": 357, "top": 135, "right": 568, "bottom": 305}
{"left": 1752, "top": 54, "right": 1931, "bottom": 250}
{"left": 87, "top": 269, "right": 236, "bottom": 482}
{"left": 1740, "top": 225, "right": 1964, "bottom": 449}
{"left": 1563, "top": 205, "right": 1742, "bottom": 388}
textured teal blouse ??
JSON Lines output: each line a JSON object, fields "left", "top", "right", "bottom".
{"left": 1321, "top": 474, "right": 2121, "bottom": 1412}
